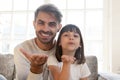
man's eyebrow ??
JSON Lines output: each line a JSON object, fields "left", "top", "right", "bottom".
{"left": 38, "top": 19, "right": 44, "bottom": 22}
{"left": 38, "top": 19, "right": 57, "bottom": 24}
{"left": 49, "top": 21, "right": 57, "bottom": 23}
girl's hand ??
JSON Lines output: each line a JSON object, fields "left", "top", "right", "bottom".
{"left": 61, "top": 55, "right": 76, "bottom": 64}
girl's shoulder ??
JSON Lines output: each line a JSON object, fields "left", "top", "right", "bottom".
{"left": 72, "top": 62, "right": 88, "bottom": 68}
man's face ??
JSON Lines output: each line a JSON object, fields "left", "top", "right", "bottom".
{"left": 33, "top": 12, "right": 61, "bottom": 44}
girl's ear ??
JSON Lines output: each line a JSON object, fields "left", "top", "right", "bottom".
{"left": 79, "top": 45, "right": 82, "bottom": 48}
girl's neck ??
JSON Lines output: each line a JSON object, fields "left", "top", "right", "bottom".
{"left": 62, "top": 50, "right": 76, "bottom": 56}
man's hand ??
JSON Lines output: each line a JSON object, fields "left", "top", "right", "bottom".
{"left": 20, "top": 48, "right": 48, "bottom": 74}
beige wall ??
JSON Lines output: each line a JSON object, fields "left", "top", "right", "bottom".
{"left": 111, "top": 0, "right": 120, "bottom": 73}
{"left": 103, "top": 0, "right": 120, "bottom": 73}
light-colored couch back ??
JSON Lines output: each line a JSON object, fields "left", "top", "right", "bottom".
{"left": 86, "top": 56, "right": 98, "bottom": 80}
{"left": 0, "top": 54, "right": 98, "bottom": 80}
{"left": 0, "top": 54, "right": 15, "bottom": 80}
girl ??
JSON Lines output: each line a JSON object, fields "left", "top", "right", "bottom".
{"left": 47, "top": 24, "right": 91, "bottom": 80}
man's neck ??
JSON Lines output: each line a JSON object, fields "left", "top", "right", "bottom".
{"left": 35, "top": 38, "right": 55, "bottom": 51}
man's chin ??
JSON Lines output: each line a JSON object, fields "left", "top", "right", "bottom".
{"left": 38, "top": 36, "right": 54, "bottom": 44}
{"left": 40, "top": 40, "right": 52, "bottom": 44}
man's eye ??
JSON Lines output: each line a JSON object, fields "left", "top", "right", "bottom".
{"left": 38, "top": 22, "right": 44, "bottom": 25}
{"left": 49, "top": 22, "right": 57, "bottom": 27}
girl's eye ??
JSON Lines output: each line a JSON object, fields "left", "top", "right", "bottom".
{"left": 74, "top": 34, "right": 79, "bottom": 38}
{"left": 64, "top": 34, "right": 68, "bottom": 37}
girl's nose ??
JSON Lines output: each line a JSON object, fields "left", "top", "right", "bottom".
{"left": 69, "top": 36, "right": 74, "bottom": 40}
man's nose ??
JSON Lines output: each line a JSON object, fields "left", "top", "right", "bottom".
{"left": 43, "top": 24, "right": 50, "bottom": 32}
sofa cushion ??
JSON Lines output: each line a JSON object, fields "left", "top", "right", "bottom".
{"left": 0, "top": 74, "right": 7, "bottom": 80}
{"left": 99, "top": 72, "right": 120, "bottom": 80}
{"left": 86, "top": 56, "right": 98, "bottom": 80}
{"left": 98, "top": 74, "right": 107, "bottom": 80}
{"left": 0, "top": 54, "right": 14, "bottom": 80}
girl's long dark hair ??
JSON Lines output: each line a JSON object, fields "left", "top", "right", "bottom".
{"left": 55, "top": 24, "right": 86, "bottom": 64}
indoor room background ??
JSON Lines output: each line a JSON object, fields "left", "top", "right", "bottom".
{"left": 0, "top": 0, "right": 120, "bottom": 74}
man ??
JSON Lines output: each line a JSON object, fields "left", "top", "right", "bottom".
{"left": 14, "top": 4, "right": 62, "bottom": 80}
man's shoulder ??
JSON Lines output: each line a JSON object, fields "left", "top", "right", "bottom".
{"left": 15, "top": 38, "right": 35, "bottom": 49}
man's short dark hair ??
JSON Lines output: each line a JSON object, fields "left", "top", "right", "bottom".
{"left": 34, "top": 4, "right": 62, "bottom": 23}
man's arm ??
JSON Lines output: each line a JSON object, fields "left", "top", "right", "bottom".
{"left": 14, "top": 47, "right": 48, "bottom": 80}
{"left": 20, "top": 48, "right": 48, "bottom": 73}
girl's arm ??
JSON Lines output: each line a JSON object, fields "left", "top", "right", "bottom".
{"left": 48, "top": 55, "right": 75, "bottom": 80}
{"left": 48, "top": 63, "right": 71, "bottom": 80}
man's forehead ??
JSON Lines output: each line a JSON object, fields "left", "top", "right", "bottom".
{"left": 37, "top": 12, "right": 57, "bottom": 20}
{"left": 38, "top": 19, "right": 57, "bottom": 23}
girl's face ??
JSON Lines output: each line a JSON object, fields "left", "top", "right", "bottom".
{"left": 60, "top": 31, "right": 80, "bottom": 52}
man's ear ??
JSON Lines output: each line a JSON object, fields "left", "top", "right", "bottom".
{"left": 33, "top": 21, "right": 36, "bottom": 29}
{"left": 57, "top": 24, "right": 62, "bottom": 32}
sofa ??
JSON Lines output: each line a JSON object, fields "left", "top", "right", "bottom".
{"left": 0, "top": 54, "right": 120, "bottom": 80}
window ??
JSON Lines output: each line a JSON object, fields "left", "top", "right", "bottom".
{"left": 0, "top": 0, "right": 104, "bottom": 72}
